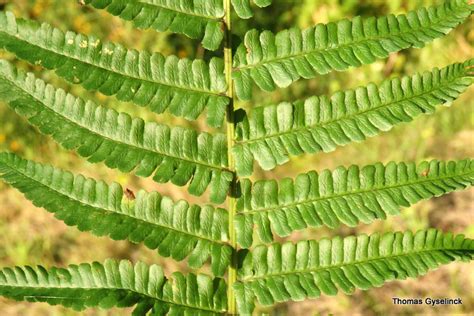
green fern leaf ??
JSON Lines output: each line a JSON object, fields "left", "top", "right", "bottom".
{"left": 232, "top": 0, "right": 474, "bottom": 100}
{"left": 82, "top": 0, "right": 225, "bottom": 51}
{"left": 0, "top": 11, "right": 229, "bottom": 127}
{"left": 233, "top": 60, "right": 474, "bottom": 175}
{"left": 235, "top": 160, "right": 474, "bottom": 248}
{"left": 231, "top": 0, "right": 272, "bottom": 19}
{"left": 0, "top": 259, "right": 227, "bottom": 315}
{"left": 0, "top": 61, "right": 232, "bottom": 203}
{"left": 234, "top": 229, "right": 474, "bottom": 314}
{"left": 0, "top": 152, "right": 232, "bottom": 276}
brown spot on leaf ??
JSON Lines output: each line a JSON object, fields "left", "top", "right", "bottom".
{"left": 124, "top": 188, "right": 136, "bottom": 200}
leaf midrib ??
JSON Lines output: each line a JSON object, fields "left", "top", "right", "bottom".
{"left": 137, "top": 0, "right": 225, "bottom": 20}
{"left": 0, "top": 72, "right": 229, "bottom": 173}
{"left": 0, "top": 160, "right": 228, "bottom": 245}
{"left": 234, "top": 4, "right": 468, "bottom": 71}
{"left": 239, "top": 246, "right": 472, "bottom": 282}
{"left": 0, "top": 29, "right": 227, "bottom": 99}
{"left": 240, "top": 169, "right": 473, "bottom": 215}
{"left": 0, "top": 283, "right": 225, "bottom": 314}
{"left": 236, "top": 69, "right": 470, "bottom": 145}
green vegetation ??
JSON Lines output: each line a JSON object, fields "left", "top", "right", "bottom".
{"left": 0, "top": 0, "right": 473, "bottom": 315}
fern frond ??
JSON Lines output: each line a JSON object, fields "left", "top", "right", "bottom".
{"left": 82, "top": 0, "right": 225, "bottom": 51}
{"left": 0, "top": 259, "right": 227, "bottom": 315}
{"left": 233, "top": 60, "right": 474, "bottom": 175}
{"left": 234, "top": 229, "right": 474, "bottom": 314}
{"left": 0, "top": 11, "right": 229, "bottom": 127}
{"left": 0, "top": 61, "right": 232, "bottom": 203}
{"left": 231, "top": 0, "right": 272, "bottom": 19}
{"left": 232, "top": 0, "right": 474, "bottom": 100}
{"left": 0, "top": 153, "right": 232, "bottom": 276}
{"left": 235, "top": 160, "right": 474, "bottom": 248}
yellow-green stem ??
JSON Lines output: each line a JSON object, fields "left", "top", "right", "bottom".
{"left": 224, "top": 0, "right": 237, "bottom": 314}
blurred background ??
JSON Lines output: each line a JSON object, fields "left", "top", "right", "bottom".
{"left": 0, "top": 0, "right": 472, "bottom": 315}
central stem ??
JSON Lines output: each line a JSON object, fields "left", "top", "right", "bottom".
{"left": 224, "top": 0, "right": 237, "bottom": 314}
